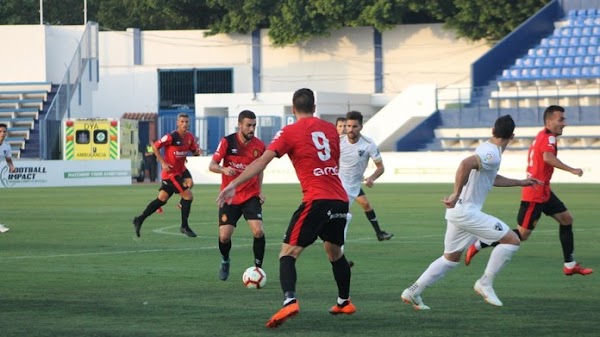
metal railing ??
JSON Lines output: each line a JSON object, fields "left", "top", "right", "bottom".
{"left": 40, "top": 22, "right": 99, "bottom": 160}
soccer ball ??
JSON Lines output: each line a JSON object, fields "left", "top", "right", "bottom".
{"left": 242, "top": 266, "right": 267, "bottom": 289}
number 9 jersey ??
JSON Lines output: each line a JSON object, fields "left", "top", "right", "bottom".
{"left": 267, "top": 117, "right": 348, "bottom": 203}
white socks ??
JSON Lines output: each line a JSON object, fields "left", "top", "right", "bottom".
{"left": 481, "top": 243, "right": 519, "bottom": 285}
{"left": 412, "top": 256, "right": 459, "bottom": 295}
{"left": 341, "top": 212, "right": 353, "bottom": 253}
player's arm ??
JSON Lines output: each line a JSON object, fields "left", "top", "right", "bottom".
{"left": 443, "top": 155, "right": 480, "bottom": 208}
{"left": 5, "top": 156, "right": 15, "bottom": 172}
{"left": 364, "top": 159, "right": 384, "bottom": 187}
{"left": 217, "top": 150, "right": 277, "bottom": 206}
{"left": 209, "top": 159, "right": 236, "bottom": 176}
{"left": 543, "top": 151, "right": 583, "bottom": 176}
{"left": 153, "top": 142, "right": 171, "bottom": 172}
{"left": 258, "top": 171, "right": 265, "bottom": 204}
{"left": 494, "top": 175, "right": 543, "bottom": 187}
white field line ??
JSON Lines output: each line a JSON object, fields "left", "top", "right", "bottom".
{"left": 2, "top": 227, "right": 595, "bottom": 260}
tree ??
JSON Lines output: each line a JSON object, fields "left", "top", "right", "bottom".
{"left": 414, "top": 0, "right": 551, "bottom": 43}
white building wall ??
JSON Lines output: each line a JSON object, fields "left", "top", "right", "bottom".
{"left": 44, "top": 25, "right": 86, "bottom": 83}
{"left": 0, "top": 23, "right": 490, "bottom": 119}
{"left": 0, "top": 25, "right": 47, "bottom": 82}
{"left": 383, "top": 24, "right": 489, "bottom": 91}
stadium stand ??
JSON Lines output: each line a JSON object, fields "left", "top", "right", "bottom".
{"left": 0, "top": 82, "right": 54, "bottom": 158}
{"left": 422, "top": 5, "right": 600, "bottom": 152}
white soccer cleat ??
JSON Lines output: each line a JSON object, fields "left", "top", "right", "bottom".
{"left": 401, "top": 288, "right": 431, "bottom": 310}
{"left": 474, "top": 280, "right": 503, "bottom": 306}
{"left": 0, "top": 224, "right": 9, "bottom": 233}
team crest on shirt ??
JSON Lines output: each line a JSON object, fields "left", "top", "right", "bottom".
{"left": 253, "top": 149, "right": 260, "bottom": 158}
{"left": 221, "top": 214, "right": 228, "bottom": 222}
{"left": 232, "top": 149, "right": 238, "bottom": 154}
{"left": 493, "top": 223, "right": 503, "bottom": 231}
{"left": 358, "top": 150, "right": 365, "bottom": 157}
{"left": 548, "top": 136, "right": 556, "bottom": 144}
{"left": 483, "top": 153, "right": 493, "bottom": 162}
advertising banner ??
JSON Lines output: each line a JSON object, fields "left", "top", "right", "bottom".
{"left": 0, "top": 160, "right": 131, "bottom": 188}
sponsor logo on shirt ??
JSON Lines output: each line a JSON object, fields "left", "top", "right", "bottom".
{"left": 493, "top": 223, "right": 503, "bottom": 231}
{"left": 358, "top": 150, "right": 365, "bottom": 157}
{"left": 313, "top": 166, "right": 339, "bottom": 176}
{"left": 548, "top": 136, "right": 556, "bottom": 145}
{"left": 484, "top": 153, "right": 493, "bottom": 162}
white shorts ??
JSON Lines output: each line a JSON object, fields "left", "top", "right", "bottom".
{"left": 444, "top": 208, "right": 510, "bottom": 254}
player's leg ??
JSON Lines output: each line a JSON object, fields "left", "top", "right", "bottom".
{"left": 266, "top": 202, "right": 313, "bottom": 328}
{"left": 242, "top": 197, "right": 266, "bottom": 268}
{"left": 132, "top": 186, "right": 171, "bottom": 237}
{"left": 178, "top": 188, "right": 196, "bottom": 237}
{"left": 471, "top": 212, "right": 520, "bottom": 307}
{"left": 217, "top": 204, "right": 242, "bottom": 280}
{"left": 176, "top": 171, "right": 194, "bottom": 209}
{"left": 401, "top": 220, "right": 464, "bottom": 310}
{"left": 320, "top": 200, "right": 354, "bottom": 315}
{"left": 546, "top": 193, "right": 593, "bottom": 275}
{"left": 342, "top": 195, "right": 355, "bottom": 267}
{"left": 465, "top": 200, "right": 538, "bottom": 265}
{"left": 355, "top": 189, "right": 393, "bottom": 241}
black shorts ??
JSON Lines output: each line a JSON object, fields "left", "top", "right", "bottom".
{"left": 159, "top": 170, "right": 192, "bottom": 196}
{"left": 357, "top": 188, "right": 365, "bottom": 197}
{"left": 284, "top": 199, "right": 349, "bottom": 247}
{"left": 517, "top": 191, "right": 567, "bottom": 230}
{"left": 219, "top": 197, "right": 263, "bottom": 227}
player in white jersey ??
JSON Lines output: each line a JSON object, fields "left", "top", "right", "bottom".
{"left": 0, "top": 123, "right": 16, "bottom": 233}
{"left": 401, "top": 115, "right": 542, "bottom": 309}
{"left": 336, "top": 115, "right": 392, "bottom": 241}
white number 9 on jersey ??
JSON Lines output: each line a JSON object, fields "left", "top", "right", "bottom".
{"left": 311, "top": 132, "right": 331, "bottom": 161}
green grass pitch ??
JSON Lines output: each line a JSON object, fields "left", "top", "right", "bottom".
{"left": 1, "top": 183, "right": 598, "bottom": 336}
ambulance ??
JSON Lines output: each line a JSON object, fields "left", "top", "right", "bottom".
{"left": 63, "top": 118, "right": 145, "bottom": 181}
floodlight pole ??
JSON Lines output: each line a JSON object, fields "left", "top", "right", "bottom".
{"left": 84, "top": 0, "right": 88, "bottom": 24}
{"left": 39, "top": 0, "right": 43, "bottom": 25}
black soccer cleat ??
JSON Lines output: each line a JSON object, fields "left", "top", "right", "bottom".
{"left": 132, "top": 216, "right": 143, "bottom": 237}
{"left": 219, "top": 260, "right": 230, "bottom": 281}
{"left": 377, "top": 231, "right": 394, "bottom": 241}
{"left": 180, "top": 226, "right": 197, "bottom": 238}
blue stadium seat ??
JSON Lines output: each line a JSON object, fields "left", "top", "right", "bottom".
{"left": 554, "top": 56, "right": 564, "bottom": 66}
{"left": 561, "top": 27, "right": 573, "bottom": 37}
{"left": 567, "top": 47, "right": 578, "bottom": 56}
{"left": 564, "top": 56, "right": 574, "bottom": 66}
{"left": 590, "top": 36, "right": 599, "bottom": 45}
{"left": 543, "top": 57, "right": 553, "bottom": 67}
{"left": 568, "top": 9, "right": 577, "bottom": 17}
{"left": 550, "top": 67, "right": 561, "bottom": 78}
{"left": 580, "top": 36, "right": 590, "bottom": 45}
{"left": 570, "top": 67, "right": 582, "bottom": 77}
{"left": 574, "top": 55, "right": 584, "bottom": 65}
{"left": 594, "top": 17, "right": 600, "bottom": 26}
{"left": 514, "top": 58, "right": 524, "bottom": 68}
{"left": 540, "top": 38, "right": 550, "bottom": 47}
{"left": 584, "top": 55, "right": 594, "bottom": 65}
{"left": 591, "top": 65, "right": 600, "bottom": 76}
{"left": 582, "top": 66, "right": 592, "bottom": 77}
{"left": 594, "top": 55, "right": 600, "bottom": 64}
{"left": 577, "top": 9, "right": 587, "bottom": 17}
{"left": 536, "top": 48, "right": 548, "bottom": 57}
{"left": 560, "top": 37, "right": 570, "bottom": 46}
{"left": 592, "top": 26, "right": 600, "bottom": 35}
{"left": 582, "top": 26, "right": 593, "bottom": 36}
{"left": 530, "top": 68, "right": 541, "bottom": 79}
{"left": 587, "top": 46, "right": 597, "bottom": 55}
{"left": 523, "top": 58, "right": 534, "bottom": 67}
{"left": 540, "top": 68, "right": 552, "bottom": 79}
{"left": 586, "top": 8, "right": 597, "bottom": 17}
{"left": 569, "top": 37, "right": 579, "bottom": 46}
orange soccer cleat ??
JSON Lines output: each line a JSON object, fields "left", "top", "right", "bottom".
{"left": 465, "top": 243, "right": 480, "bottom": 266}
{"left": 328, "top": 300, "right": 356, "bottom": 315}
{"left": 563, "top": 263, "right": 593, "bottom": 276}
{"left": 266, "top": 301, "right": 300, "bottom": 328}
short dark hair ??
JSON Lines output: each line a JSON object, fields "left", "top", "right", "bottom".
{"left": 492, "top": 115, "right": 515, "bottom": 139}
{"left": 543, "top": 105, "right": 564, "bottom": 123}
{"left": 0, "top": 123, "right": 7, "bottom": 129}
{"left": 238, "top": 110, "right": 256, "bottom": 122}
{"left": 335, "top": 117, "right": 346, "bottom": 124}
{"left": 346, "top": 110, "right": 363, "bottom": 125}
{"left": 177, "top": 112, "right": 189, "bottom": 119}
{"left": 293, "top": 88, "right": 315, "bottom": 113}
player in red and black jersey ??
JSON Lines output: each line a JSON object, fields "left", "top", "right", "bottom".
{"left": 209, "top": 110, "right": 266, "bottom": 281}
{"left": 217, "top": 88, "right": 355, "bottom": 329}
{"left": 132, "top": 113, "right": 201, "bottom": 238}
{"left": 466, "top": 106, "right": 592, "bottom": 276}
